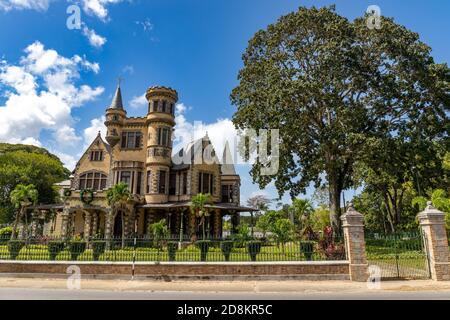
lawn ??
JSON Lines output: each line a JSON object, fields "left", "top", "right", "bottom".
{"left": 0, "top": 242, "right": 337, "bottom": 262}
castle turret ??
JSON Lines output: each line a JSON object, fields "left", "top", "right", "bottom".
{"left": 144, "top": 86, "right": 178, "bottom": 203}
{"left": 105, "top": 84, "right": 127, "bottom": 148}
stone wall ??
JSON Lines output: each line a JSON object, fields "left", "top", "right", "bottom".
{"left": 0, "top": 261, "right": 349, "bottom": 278}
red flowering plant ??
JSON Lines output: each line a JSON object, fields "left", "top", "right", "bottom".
{"left": 318, "top": 226, "right": 346, "bottom": 260}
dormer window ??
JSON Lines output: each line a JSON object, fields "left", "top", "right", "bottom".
{"left": 90, "top": 151, "right": 103, "bottom": 161}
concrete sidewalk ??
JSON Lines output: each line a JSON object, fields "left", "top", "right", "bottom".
{"left": 1, "top": 277, "right": 450, "bottom": 295}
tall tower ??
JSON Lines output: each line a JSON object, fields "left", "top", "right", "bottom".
{"left": 145, "top": 86, "right": 178, "bottom": 203}
{"left": 105, "top": 84, "right": 126, "bottom": 148}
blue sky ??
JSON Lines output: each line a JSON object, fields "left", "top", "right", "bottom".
{"left": 0, "top": 0, "right": 448, "bottom": 208}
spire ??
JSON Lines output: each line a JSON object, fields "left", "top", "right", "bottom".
{"left": 110, "top": 80, "right": 124, "bottom": 110}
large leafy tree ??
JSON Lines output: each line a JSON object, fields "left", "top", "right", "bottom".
{"left": 231, "top": 6, "right": 450, "bottom": 230}
{"left": 10, "top": 184, "right": 38, "bottom": 240}
{"left": 106, "top": 182, "right": 131, "bottom": 247}
{"left": 246, "top": 194, "right": 271, "bottom": 236}
{"left": 0, "top": 143, "right": 69, "bottom": 223}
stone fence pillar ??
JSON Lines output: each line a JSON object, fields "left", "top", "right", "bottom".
{"left": 419, "top": 201, "right": 450, "bottom": 281}
{"left": 341, "top": 203, "right": 368, "bottom": 282}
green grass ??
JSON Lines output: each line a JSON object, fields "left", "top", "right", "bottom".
{"left": 0, "top": 242, "right": 332, "bottom": 262}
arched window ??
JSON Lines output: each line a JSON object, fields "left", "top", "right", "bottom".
{"left": 79, "top": 172, "right": 108, "bottom": 191}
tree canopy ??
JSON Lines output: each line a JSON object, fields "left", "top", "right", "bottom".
{"left": 0, "top": 143, "right": 70, "bottom": 224}
{"left": 231, "top": 6, "right": 450, "bottom": 230}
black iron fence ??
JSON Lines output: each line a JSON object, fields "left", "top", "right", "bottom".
{"left": 0, "top": 235, "right": 346, "bottom": 262}
{"left": 365, "top": 231, "right": 431, "bottom": 280}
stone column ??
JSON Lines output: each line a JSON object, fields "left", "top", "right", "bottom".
{"left": 92, "top": 211, "right": 99, "bottom": 237}
{"left": 60, "top": 209, "right": 70, "bottom": 240}
{"left": 83, "top": 210, "right": 92, "bottom": 242}
{"left": 341, "top": 203, "right": 368, "bottom": 282}
{"left": 105, "top": 209, "right": 113, "bottom": 248}
{"left": 419, "top": 201, "right": 450, "bottom": 281}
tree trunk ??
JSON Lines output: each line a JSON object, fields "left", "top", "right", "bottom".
{"left": 10, "top": 207, "right": 24, "bottom": 240}
{"left": 328, "top": 180, "right": 342, "bottom": 232}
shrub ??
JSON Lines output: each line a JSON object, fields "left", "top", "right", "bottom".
{"left": 167, "top": 242, "right": 178, "bottom": 261}
{"left": 0, "top": 227, "right": 12, "bottom": 244}
{"left": 68, "top": 241, "right": 86, "bottom": 261}
{"left": 195, "top": 240, "right": 211, "bottom": 262}
{"left": 247, "top": 241, "right": 262, "bottom": 262}
{"left": 300, "top": 241, "right": 315, "bottom": 261}
{"left": 92, "top": 241, "right": 106, "bottom": 261}
{"left": 220, "top": 241, "right": 233, "bottom": 261}
{"left": 48, "top": 241, "right": 65, "bottom": 260}
{"left": 8, "top": 240, "right": 25, "bottom": 260}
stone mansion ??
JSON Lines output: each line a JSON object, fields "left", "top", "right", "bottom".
{"left": 36, "top": 85, "right": 254, "bottom": 240}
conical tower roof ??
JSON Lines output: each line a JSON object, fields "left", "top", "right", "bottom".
{"left": 110, "top": 85, "right": 124, "bottom": 110}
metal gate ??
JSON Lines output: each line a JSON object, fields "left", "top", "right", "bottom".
{"left": 365, "top": 231, "right": 431, "bottom": 280}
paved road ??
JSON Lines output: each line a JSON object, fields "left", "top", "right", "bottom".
{"left": 0, "top": 287, "right": 449, "bottom": 300}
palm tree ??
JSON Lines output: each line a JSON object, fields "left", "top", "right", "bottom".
{"left": 190, "top": 193, "right": 212, "bottom": 239}
{"left": 291, "top": 198, "right": 314, "bottom": 236}
{"left": 10, "top": 184, "right": 38, "bottom": 240}
{"left": 106, "top": 182, "right": 131, "bottom": 248}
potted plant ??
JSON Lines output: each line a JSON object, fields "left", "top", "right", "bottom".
{"left": 7, "top": 240, "right": 25, "bottom": 260}
{"left": 48, "top": 241, "right": 65, "bottom": 260}
{"left": 300, "top": 241, "right": 315, "bottom": 261}
{"left": 196, "top": 240, "right": 211, "bottom": 262}
{"left": 247, "top": 240, "right": 262, "bottom": 262}
{"left": 220, "top": 240, "right": 233, "bottom": 261}
{"left": 92, "top": 241, "right": 106, "bottom": 261}
{"left": 167, "top": 241, "right": 178, "bottom": 261}
{"left": 68, "top": 236, "right": 86, "bottom": 261}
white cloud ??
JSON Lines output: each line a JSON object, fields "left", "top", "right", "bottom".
{"left": 122, "top": 65, "right": 134, "bottom": 75}
{"left": 54, "top": 125, "right": 82, "bottom": 144}
{"left": 0, "top": 41, "right": 104, "bottom": 168}
{"left": 81, "top": 0, "right": 125, "bottom": 21}
{"left": 0, "top": 0, "right": 51, "bottom": 11}
{"left": 82, "top": 25, "right": 107, "bottom": 48}
{"left": 83, "top": 115, "right": 106, "bottom": 146}
{"left": 129, "top": 93, "right": 147, "bottom": 108}
{"left": 172, "top": 103, "right": 239, "bottom": 165}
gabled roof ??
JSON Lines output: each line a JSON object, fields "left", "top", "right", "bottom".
{"left": 73, "top": 132, "right": 110, "bottom": 173}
